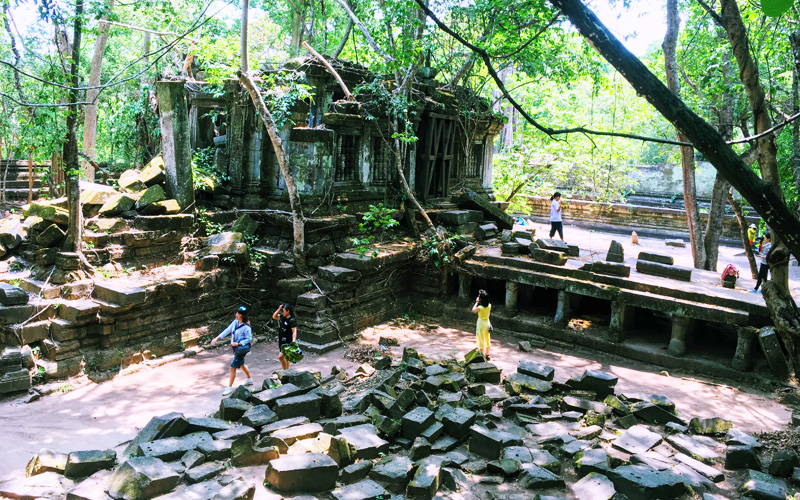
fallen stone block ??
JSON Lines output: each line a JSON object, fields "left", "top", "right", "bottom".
{"left": 519, "top": 463, "right": 564, "bottom": 489}
{"left": 264, "top": 453, "right": 338, "bottom": 492}
{"left": 758, "top": 327, "right": 790, "bottom": 379}
{"left": 337, "top": 424, "right": 390, "bottom": 459}
{"left": 64, "top": 449, "right": 116, "bottom": 478}
{"left": 465, "top": 362, "right": 501, "bottom": 383}
{"left": 638, "top": 251, "right": 674, "bottom": 265}
{"left": 250, "top": 383, "right": 305, "bottom": 406}
{"left": 370, "top": 456, "right": 415, "bottom": 492}
{"left": 65, "top": 469, "right": 113, "bottom": 500}
{"left": 562, "top": 396, "right": 610, "bottom": 415}
{"left": 273, "top": 393, "right": 322, "bottom": 420}
{"left": 567, "top": 369, "right": 618, "bottom": 395}
{"left": 185, "top": 462, "right": 226, "bottom": 484}
{"left": 279, "top": 369, "right": 321, "bottom": 391}
{"left": 572, "top": 472, "right": 617, "bottom": 500}
{"left": 635, "top": 260, "right": 692, "bottom": 281}
{"left": 270, "top": 423, "right": 323, "bottom": 445}
{"left": 341, "top": 461, "right": 373, "bottom": 484}
{"left": 607, "top": 240, "right": 624, "bottom": 263}
{"left": 613, "top": 426, "right": 663, "bottom": 455}
{"left": 319, "top": 415, "right": 371, "bottom": 435}
{"left": 406, "top": 461, "right": 440, "bottom": 500}
{"left": 241, "top": 405, "right": 278, "bottom": 428}
{"left": 517, "top": 360, "right": 554, "bottom": 381}
{"left": 486, "top": 459, "right": 521, "bottom": 477}
{"left": 674, "top": 453, "right": 724, "bottom": 482}
{"left": 468, "top": 425, "right": 522, "bottom": 460}
{"left": 0, "top": 283, "right": 28, "bottom": 306}
{"left": 439, "top": 467, "right": 471, "bottom": 492}
{"left": 105, "top": 457, "right": 181, "bottom": 500}
{"left": 442, "top": 408, "right": 477, "bottom": 439}
{"left": 123, "top": 412, "right": 188, "bottom": 457}
{"left": 632, "top": 402, "right": 685, "bottom": 425}
{"left": 197, "top": 439, "right": 233, "bottom": 461}
{"left": 726, "top": 429, "right": 761, "bottom": 449}
{"left": 26, "top": 449, "right": 68, "bottom": 477}
{"left": 261, "top": 416, "right": 311, "bottom": 434}
{"left": 586, "top": 261, "right": 630, "bottom": 277}
{"left": 402, "top": 407, "right": 436, "bottom": 440}
{"left": 530, "top": 248, "right": 567, "bottom": 265}
{"left": 503, "top": 372, "right": 553, "bottom": 395}
{"left": 769, "top": 450, "right": 799, "bottom": 478}
{"left": 137, "top": 433, "right": 214, "bottom": 462}
{"left": 331, "top": 479, "right": 387, "bottom": 500}
{"left": 607, "top": 464, "right": 685, "bottom": 499}
{"left": 740, "top": 469, "right": 787, "bottom": 500}
{"left": 184, "top": 417, "right": 235, "bottom": 434}
{"left": 726, "top": 445, "right": 762, "bottom": 470}
{"left": 665, "top": 434, "right": 719, "bottom": 464}
{"left": 219, "top": 398, "right": 252, "bottom": 422}
{"left": 576, "top": 448, "right": 610, "bottom": 477}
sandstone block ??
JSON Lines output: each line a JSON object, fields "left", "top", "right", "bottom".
{"left": 106, "top": 457, "right": 180, "bottom": 500}
{"left": 64, "top": 449, "right": 116, "bottom": 478}
{"left": 264, "top": 453, "right": 338, "bottom": 492}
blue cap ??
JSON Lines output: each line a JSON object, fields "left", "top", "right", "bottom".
{"left": 237, "top": 305, "right": 248, "bottom": 314}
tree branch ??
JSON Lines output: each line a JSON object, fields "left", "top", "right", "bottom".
{"left": 489, "top": 14, "right": 560, "bottom": 59}
{"left": 332, "top": 0, "right": 393, "bottom": 62}
{"left": 302, "top": 40, "right": 354, "bottom": 100}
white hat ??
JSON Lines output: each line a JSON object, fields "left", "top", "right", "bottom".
{"left": 749, "top": 223, "right": 757, "bottom": 229}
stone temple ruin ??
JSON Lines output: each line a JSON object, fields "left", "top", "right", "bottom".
{"left": 2, "top": 347, "right": 795, "bottom": 499}
{"left": 0, "top": 54, "right": 785, "bottom": 400}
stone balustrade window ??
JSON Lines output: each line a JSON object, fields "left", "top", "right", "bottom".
{"left": 335, "top": 134, "right": 360, "bottom": 183}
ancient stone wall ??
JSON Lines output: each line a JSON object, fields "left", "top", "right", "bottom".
{"left": 526, "top": 196, "right": 758, "bottom": 241}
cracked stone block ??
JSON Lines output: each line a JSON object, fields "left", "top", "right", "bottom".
{"left": 123, "top": 412, "right": 188, "bottom": 457}
{"left": 64, "top": 449, "right": 116, "bottom": 478}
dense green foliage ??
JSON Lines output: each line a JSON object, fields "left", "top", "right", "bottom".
{"left": 1, "top": 0, "right": 799, "bottom": 213}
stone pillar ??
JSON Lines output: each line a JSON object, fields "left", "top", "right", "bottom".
{"left": 156, "top": 81, "right": 195, "bottom": 210}
{"left": 732, "top": 326, "right": 758, "bottom": 372}
{"left": 458, "top": 274, "right": 472, "bottom": 301}
{"left": 505, "top": 281, "right": 519, "bottom": 316}
{"left": 225, "top": 79, "right": 246, "bottom": 196}
{"left": 668, "top": 314, "right": 694, "bottom": 356}
{"left": 554, "top": 290, "right": 571, "bottom": 327}
{"left": 609, "top": 301, "right": 633, "bottom": 343}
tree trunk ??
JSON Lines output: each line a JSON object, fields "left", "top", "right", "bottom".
{"left": 289, "top": 0, "right": 307, "bottom": 57}
{"left": 702, "top": 174, "right": 729, "bottom": 270}
{"left": 547, "top": 0, "right": 800, "bottom": 269}
{"left": 791, "top": 29, "right": 800, "bottom": 218}
{"left": 237, "top": 72, "right": 308, "bottom": 273}
{"left": 664, "top": 0, "right": 705, "bottom": 268}
{"left": 728, "top": 189, "right": 758, "bottom": 278}
{"left": 240, "top": 0, "right": 249, "bottom": 71}
{"left": 81, "top": 0, "right": 114, "bottom": 181}
{"left": 331, "top": 18, "right": 353, "bottom": 59}
{"left": 763, "top": 280, "right": 800, "bottom": 373}
{"left": 62, "top": 0, "right": 83, "bottom": 255}
{"left": 718, "top": 0, "right": 789, "bottom": 292}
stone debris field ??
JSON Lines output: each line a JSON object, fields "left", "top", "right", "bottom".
{"left": 0, "top": 345, "right": 795, "bottom": 500}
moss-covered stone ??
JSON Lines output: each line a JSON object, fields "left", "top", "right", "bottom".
{"left": 99, "top": 194, "right": 137, "bottom": 216}
{"left": 140, "top": 157, "right": 166, "bottom": 186}
{"left": 135, "top": 185, "right": 166, "bottom": 211}
{"left": 36, "top": 224, "right": 66, "bottom": 247}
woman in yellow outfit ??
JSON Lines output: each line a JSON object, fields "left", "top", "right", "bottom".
{"left": 472, "top": 290, "right": 492, "bottom": 360}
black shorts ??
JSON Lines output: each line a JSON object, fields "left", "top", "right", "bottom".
{"left": 279, "top": 337, "right": 292, "bottom": 349}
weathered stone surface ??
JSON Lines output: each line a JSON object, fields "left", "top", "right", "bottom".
{"left": 184, "top": 417, "right": 235, "bottom": 434}
{"left": 261, "top": 416, "right": 311, "bottom": 434}
{"left": 740, "top": 469, "right": 788, "bottom": 500}
{"left": 140, "top": 159, "right": 166, "bottom": 186}
{"left": 442, "top": 408, "right": 477, "bottom": 439}
{"left": 320, "top": 415, "right": 371, "bottom": 435}
{"left": 337, "top": 424, "right": 390, "bottom": 459}
{"left": 98, "top": 194, "right": 137, "bottom": 216}
{"left": 0, "top": 283, "right": 28, "bottom": 306}
{"left": 613, "top": 426, "right": 663, "bottom": 455}
{"left": 758, "top": 327, "right": 790, "bottom": 379}
{"left": 185, "top": 462, "right": 226, "bottom": 484}
{"left": 727, "top": 429, "right": 761, "bottom": 449}
{"left": 504, "top": 372, "right": 553, "bottom": 395}
{"left": 106, "top": 457, "right": 181, "bottom": 500}
{"left": 318, "top": 265, "right": 362, "bottom": 283}
{"left": 36, "top": 224, "right": 66, "bottom": 247}
{"left": 607, "top": 240, "right": 625, "bottom": 262}
{"left": 201, "top": 232, "right": 249, "bottom": 265}
{"left": 632, "top": 402, "right": 684, "bottom": 425}
{"left": 530, "top": 248, "right": 567, "bottom": 265}
{"left": 251, "top": 383, "right": 305, "bottom": 406}
{"left": 519, "top": 463, "right": 564, "bottom": 489}
{"left": 370, "top": 456, "right": 415, "bottom": 492}
{"left": 153, "top": 479, "right": 255, "bottom": 500}
{"left": 118, "top": 170, "right": 145, "bottom": 192}
{"left": 607, "top": 465, "right": 685, "bottom": 499}
{"left": 588, "top": 261, "right": 630, "bottom": 277}
{"left": 142, "top": 200, "right": 180, "bottom": 215}
{"left": 241, "top": 405, "right": 278, "bottom": 428}
{"left": 769, "top": 450, "right": 799, "bottom": 478}
{"left": 64, "top": 449, "right": 116, "bottom": 478}
{"left": 331, "top": 479, "right": 387, "bottom": 500}
{"left": 273, "top": 393, "right": 322, "bottom": 420}
{"left": 341, "top": 461, "right": 373, "bottom": 484}
{"left": 402, "top": 407, "right": 436, "bottom": 440}
{"left": 439, "top": 467, "right": 471, "bottom": 492}
{"left": 674, "top": 453, "right": 724, "bottom": 482}
{"left": 406, "top": 462, "right": 440, "bottom": 500}
{"left": 279, "top": 369, "right": 321, "bottom": 391}
{"left": 638, "top": 251, "right": 674, "bottom": 265}
{"left": 726, "top": 445, "right": 762, "bottom": 470}
{"left": 65, "top": 469, "right": 113, "bottom": 500}
{"left": 137, "top": 433, "right": 214, "bottom": 461}
{"left": 219, "top": 398, "right": 252, "bottom": 421}
{"left": 665, "top": 434, "right": 719, "bottom": 464}
{"left": 567, "top": 369, "right": 618, "bottom": 395}
{"left": 562, "top": 396, "right": 610, "bottom": 415}
{"left": 572, "top": 472, "right": 617, "bottom": 500}
{"left": 452, "top": 190, "right": 513, "bottom": 229}
{"left": 265, "top": 453, "right": 338, "bottom": 492}
{"left": 465, "top": 362, "right": 501, "bottom": 383}
{"left": 270, "top": 423, "right": 323, "bottom": 445}
{"left": 123, "top": 412, "right": 188, "bottom": 457}
{"left": 576, "top": 448, "right": 610, "bottom": 477}
{"left": 636, "top": 260, "right": 692, "bottom": 281}
{"left": 468, "top": 425, "right": 522, "bottom": 460}
{"left": 26, "top": 448, "right": 69, "bottom": 476}
{"left": 134, "top": 185, "right": 166, "bottom": 211}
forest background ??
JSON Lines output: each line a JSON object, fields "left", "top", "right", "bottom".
{"left": 0, "top": 0, "right": 798, "bottom": 212}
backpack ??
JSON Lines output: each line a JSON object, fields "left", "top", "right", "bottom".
{"left": 721, "top": 263, "right": 739, "bottom": 280}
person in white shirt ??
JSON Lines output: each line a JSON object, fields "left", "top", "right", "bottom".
{"left": 211, "top": 305, "right": 254, "bottom": 395}
{"left": 751, "top": 233, "right": 771, "bottom": 294}
{"left": 549, "top": 192, "right": 564, "bottom": 241}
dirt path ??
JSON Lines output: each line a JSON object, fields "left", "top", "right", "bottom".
{"left": 0, "top": 314, "right": 791, "bottom": 483}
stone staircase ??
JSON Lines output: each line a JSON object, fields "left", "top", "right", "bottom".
{"left": 0, "top": 160, "right": 48, "bottom": 207}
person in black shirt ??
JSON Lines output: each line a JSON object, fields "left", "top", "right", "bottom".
{"left": 273, "top": 303, "right": 297, "bottom": 369}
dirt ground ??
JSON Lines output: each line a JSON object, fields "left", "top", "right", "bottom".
{"left": 0, "top": 221, "right": 796, "bottom": 490}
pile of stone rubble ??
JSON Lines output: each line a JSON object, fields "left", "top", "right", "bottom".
{"left": 1, "top": 346, "right": 796, "bottom": 500}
